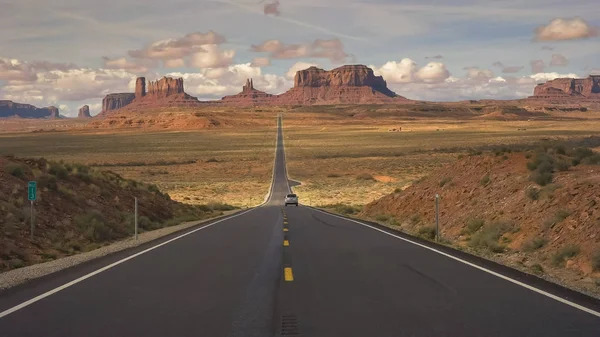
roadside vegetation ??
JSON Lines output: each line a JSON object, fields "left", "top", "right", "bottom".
{"left": 0, "top": 156, "right": 237, "bottom": 272}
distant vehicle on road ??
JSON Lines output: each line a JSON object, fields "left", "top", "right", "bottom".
{"left": 285, "top": 193, "right": 298, "bottom": 207}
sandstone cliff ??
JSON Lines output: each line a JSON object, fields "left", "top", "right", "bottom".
{"left": 78, "top": 105, "right": 91, "bottom": 118}
{"left": 277, "top": 65, "right": 404, "bottom": 104}
{"left": 0, "top": 100, "right": 60, "bottom": 119}
{"left": 531, "top": 75, "right": 600, "bottom": 99}
{"left": 221, "top": 79, "right": 274, "bottom": 106}
{"left": 101, "top": 93, "right": 135, "bottom": 114}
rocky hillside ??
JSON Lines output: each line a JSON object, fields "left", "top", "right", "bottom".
{"left": 0, "top": 101, "right": 60, "bottom": 119}
{"left": 361, "top": 141, "right": 600, "bottom": 297}
{"left": 0, "top": 156, "right": 229, "bottom": 272}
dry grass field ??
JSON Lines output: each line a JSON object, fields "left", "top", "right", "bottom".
{"left": 282, "top": 110, "right": 600, "bottom": 207}
{"left": 0, "top": 115, "right": 278, "bottom": 207}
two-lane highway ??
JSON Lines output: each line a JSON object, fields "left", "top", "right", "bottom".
{"left": 1, "top": 116, "right": 599, "bottom": 336}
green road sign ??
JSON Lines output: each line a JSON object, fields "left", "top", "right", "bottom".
{"left": 28, "top": 181, "right": 37, "bottom": 201}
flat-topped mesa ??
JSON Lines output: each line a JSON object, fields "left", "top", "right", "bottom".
{"left": 293, "top": 65, "right": 397, "bottom": 96}
{"left": 0, "top": 100, "right": 60, "bottom": 118}
{"left": 101, "top": 93, "right": 136, "bottom": 114}
{"left": 146, "top": 77, "right": 185, "bottom": 98}
{"left": 531, "top": 75, "right": 600, "bottom": 99}
{"left": 277, "top": 64, "right": 405, "bottom": 104}
{"left": 78, "top": 105, "right": 91, "bottom": 118}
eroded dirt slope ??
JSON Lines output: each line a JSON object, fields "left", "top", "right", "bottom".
{"left": 362, "top": 145, "right": 600, "bottom": 297}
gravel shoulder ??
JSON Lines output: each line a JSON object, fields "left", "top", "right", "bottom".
{"left": 0, "top": 210, "right": 240, "bottom": 290}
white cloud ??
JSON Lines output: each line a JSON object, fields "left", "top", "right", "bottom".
{"left": 102, "top": 56, "right": 151, "bottom": 73}
{"left": 530, "top": 60, "right": 546, "bottom": 73}
{"left": 0, "top": 58, "right": 38, "bottom": 81}
{"left": 167, "top": 63, "right": 288, "bottom": 98}
{"left": 250, "top": 38, "right": 350, "bottom": 63}
{"left": 128, "top": 31, "right": 226, "bottom": 60}
{"left": 529, "top": 72, "right": 579, "bottom": 82}
{"left": 1, "top": 66, "right": 137, "bottom": 107}
{"left": 535, "top": 17, "right": 599, "bottom": 41}
{"left": 189, "top": 45, "right": 235, "bottom": 69}
{"left": 286, "top": 62, "right": 318, "bottom": 79}
{"left": 371, "top": 58, "right": 450, "bottom": 84}
{"left": 549, "top": 53, "right": 568, "bottom": 67}
{"left": 250, "top": 57, "right": 271, "bottom": 67}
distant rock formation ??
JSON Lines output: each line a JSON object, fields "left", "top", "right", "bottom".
{"left": 147, "top": 77, "right": 185, "bottom": 98}
{"left": 220, "top": 65, "right": 406, "bottom": 106}
{"left": 531, "top": 75, "right": 600, "bottom": 100}
{"left": 135, "top": 77, "right": 146, "bottom": 99}
{"left": 78, "top": 105, "right": 91, "bottom": 118}
{"left": 101, "top": 93, "right": 136, "bottom": 114}
{"left": 275, "top": 65, "right": 404, "bottom": 105}
{"left": 0, "top": 100, "right": 60, "bottom": 119}
{"left": 221, "top": 78, "right": 274, "bottom": 106}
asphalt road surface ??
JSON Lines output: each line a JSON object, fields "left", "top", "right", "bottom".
{"left": 1, "top": 116, "right": 599, "bottom": 337}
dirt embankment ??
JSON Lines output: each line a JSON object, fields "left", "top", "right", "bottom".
{"left": 362, "top": 146, "right": 600, "bottom": 297}
{"left": 0, "top": 156, "right": 228, "bottom": 272}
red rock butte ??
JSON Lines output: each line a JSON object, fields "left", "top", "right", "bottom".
{"left": 529, "top": 75, "right": 600, "bottom": 101}
{"left": 0, "top": 100, "right": 60, "bottom": 118}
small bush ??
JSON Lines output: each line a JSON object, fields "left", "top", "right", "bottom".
{"left": 74, "top": 211, "right": 116, "bottom": 243}
{"left": 418, "top": 226, "right": 436, "bottom": 240}
{"left": 583, "top": 154, "right": 600, "bottom": 165}
{"left": 530, "top": 264, "right": 544, "bottom": 274}
{"left": 555, "top": 160, "right": 571, "bottom": 172}
{"left": 138, "top": 216, "right": 161, "bottom": 231}
{"left": 526, "top": 187, "right": 540, "bottom": 200}
{"left": 469, "top": 221, "right": 513, "bottom": 253}
{"left": 522, "top": 237, "right": 547, "bottom": 252}
{"left": 38, "top": 174, "right": 57, "bottom": 190}
{"left": 389, "top": 217, "right": 399, "bottom": 226}
{"left": 465, "top": 218, "right": 485, "bottom": 234}
{"left": 48, "top": 162, "right": 69, "bottom": 179}
{"left": 147, "top": 184, "right": 161, "bottom": 194}
{"left": 5, "top": 163, "right": 25, "bottom": 178}
{"left": 207, "top": 202, "right": 236, "bottom": 211}
{"left": 205, "top": 158, "right": 219, "bottom": 163}
{"left": 439, "top": 177, "right": 452, "bottom": 187}
{"left": 480, "top": 174, "right": 490, "bottom": 186}
{"left": 376, "top": 214, "right": 390, "bottom": 222}
{"left": 327, "top": 173, "right": 341, "bottom": 178}
{"left": 394, "top": 188, "right": 402, "bottom": 193}
{"left": 552, "top": 244, "right": 580, "bottom": 266}
{"left": 531, "top": 171, "right": 553, "bottom": 186}
{"left": 356, "top": 173, "right": 375, "bottom": 181}
{"left": 410, "top": 214, "right": 421, "bottom": 225}
{"left": 329, "top": 203, "right": 360, "bottom": 215}
{"left": 592, "top": 250, "right": 600, "bottom": 271}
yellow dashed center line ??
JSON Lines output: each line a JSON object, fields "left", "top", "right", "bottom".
{"left": 284, "top": 267, "right": 294, "bottom": 281}
{"left": 283, "top": 240, "right": 290, "bottom": 246}
{"left": 284, "top": 221, "right": 288, "bottom": 225}
{"left": 283, "top": 228, "right": 289, "bottom": 232}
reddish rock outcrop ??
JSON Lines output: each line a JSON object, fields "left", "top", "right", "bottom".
{"left": 101, "top": 93, "right": 136, "bottom": 114}
{"left": 135, "top": 77, "right": 146, "bottom": 99}
{"left": 147, "top": 77, "right": 185, "bottom": 98}
{"left": 0, "top": 100, "right": 60, "bottom": 119}
{"left": 531, "top": 75, "right": 600, "bottom": 100}
{"left": 276, "top": 65, "right": 405, "bottom": 104}
{"left": 78, "top": 105, "right": 91, "bottom": 118}
{"left": 221, "top": 79, "right": 274, "bottom": 106}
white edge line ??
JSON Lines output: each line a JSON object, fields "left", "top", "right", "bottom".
{"left": 309, "top": 207, "right": 600, "bottom": 318}
{"left": 0, "top": 117, "right": 284, "bottom": 320}
{"left": 0, "top": 208, "right": 254, "bottom": 319}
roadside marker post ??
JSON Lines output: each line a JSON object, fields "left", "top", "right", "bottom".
{"left": 28, "top": 181, "right": 37, "bottom": 240}
{"left": 435, "top": 194, "right": 440, "bottom": 242}
{"left": 134, "top": 197, "right": 138, "bottom": 240}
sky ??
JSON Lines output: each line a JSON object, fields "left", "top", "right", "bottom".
{"left": 1, "top": 0, "right": 599, "bottom": 117}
